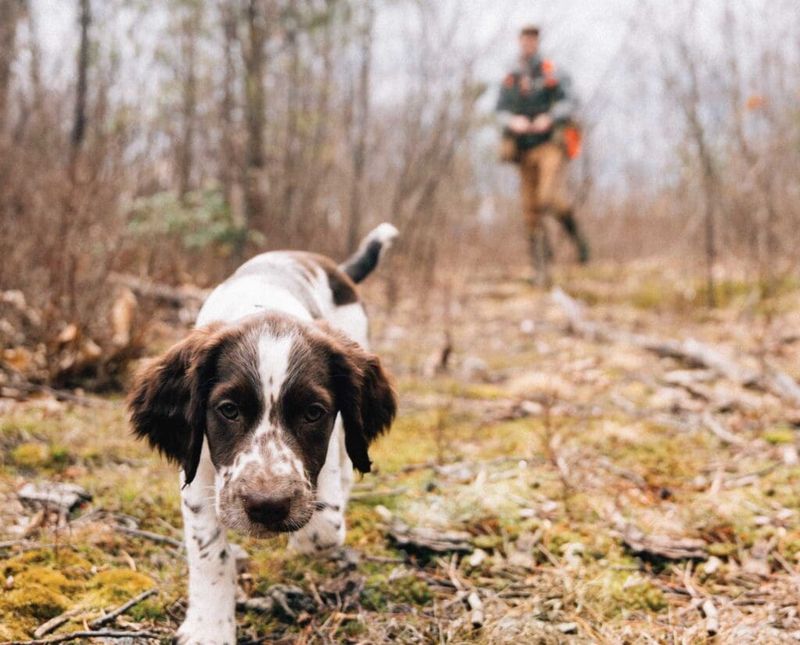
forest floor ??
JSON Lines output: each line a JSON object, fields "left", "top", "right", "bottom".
{"left": 4, "top": 262, "right": 800, "bottom": 643}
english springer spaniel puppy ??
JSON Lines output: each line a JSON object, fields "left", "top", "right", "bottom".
{"left": 128, "top": 224, "right": 398, "bottom": 644}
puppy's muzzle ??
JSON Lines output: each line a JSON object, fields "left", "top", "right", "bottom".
{"left": 234, "top": 477, "right": 312, "bottom": 533}
{"left": 242, "top": 489, "right": 295, "bottom": 526}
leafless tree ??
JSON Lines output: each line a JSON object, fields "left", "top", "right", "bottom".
{"left": 242, "top": 0, "right": 269, "bottom": 237}
{"left": 71, "top": 0, "right": 91, "bottom": 155}
{"left": 0, "top": 1, "right": 28, "bottom": 131}
{"left": 346, "top": 1, "right": 374, "bottom": 253}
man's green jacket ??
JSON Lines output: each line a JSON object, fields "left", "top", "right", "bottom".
{"left": 496, "top": 54, "right": 576, "bottom": 151}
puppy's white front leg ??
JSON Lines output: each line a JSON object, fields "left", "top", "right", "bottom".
{"left": 177, "top": 444, "right": 236, "bottom": 645}
{"left": 288, "top": 418, "right": 348, "bottom": 554}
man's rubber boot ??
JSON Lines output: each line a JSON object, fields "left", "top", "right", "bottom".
{"left": 560, "top": 212, "right": 590, "bottom": 264}
{"left": 528, "top": 229, "right": 552, "bottom": 288}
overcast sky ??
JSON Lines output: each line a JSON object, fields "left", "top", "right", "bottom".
{"left": 28, "top": 0, "right": 798, "bottom": 195}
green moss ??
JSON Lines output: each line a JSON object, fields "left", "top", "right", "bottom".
{"left": 629, "top": 282, "right": 666, "bottom": 311}
{"left": 587, "top": 570, "right": 666, "bottom": 617}
{"left": 127, "top": 597, "right": 165, "bottom": 622}
{"left": 346, "top": 506, "right": 388, "bottom": 548}
{"left": 49, "top": 445, "right": 72, "bottom": 467}
{"left": 780, "top": 532, "right": 800, "bottom": 560}
{"left": 448, "top": 381, "right": 508, "bottom": 401}
{"left": 3, "top": 549, "right": 93, "bottom": 577}
{"left": 545, "top": 526, "right": 587, "bottom": 555}
{"left": 707, "top": 542, "right": 737, "bottom": 558}
{"left": 0, "top": 584, "right": 70, "bottom": 628}
{"left": 8, "top": 442, "right": 72, "bottom": 471}
{"left": 619, "top": 579, "right": 666, "bottom": 613}
{"left": 587, "top": 423, "right": 709, "bottom": 488}
{"left": 472, "top": 534, "right": 503, "bottom": 551}
{"left": 396, "top": 575, "right": 433, "bottom": 605}
{"left": 764, "top": 426, "right": 796, "bottom": 445}
{"left": 369, "top": 410, "right": 453, "bottom": 471}
{"left": 11, "top": 442, "right": 50, "bottom": 468}
{"left": 568, "top": 271, "right": 799, "bottom": 316}
{"left": 0, "top": 564, "right": 81, "bottom": 636}
{"left": 361, "top": 574, "right": 431, "bottom": 610}
{"left": 85, "top": 569, "right": 154, "bottom": 605}
{"left": 15, "top": 567, "right": 79, "bottom": 593}
{"left": 337, "top": 618, "right": 367, "bottom": 638}
{"left": 253, "top": 552, "right": 336, "bottom": 593}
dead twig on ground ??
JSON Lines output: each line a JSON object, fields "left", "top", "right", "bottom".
{"left": 466, "top": 591, "right": 484, "bottom": 628}
{"left": 389, "top": 522, "right": 473, "bottom": 554}
{"left": 18, "top": 482, "right": 92, "bottom": 514}
{"left": 33, "top": 609, "right": 83, "bottom": 639}
{"left": 612, "top": 514, "right": 707, "bottom": 560}
{"left": 0, "top": 630, "right": 161, "bottom": 645}
{"left": 701, "top": 598, "right": 720, "bottom": 635}
{"left": 700, "top": 411, "right": 746, "bottom": 446}
{"left": 113, "top": 525, "right": 183, "bottom": 549}
{"left": 552, "top": 288, "right": 800, "bottom": 408}
{"left": 89, "top": 588, "right": 158, "bottom": 629}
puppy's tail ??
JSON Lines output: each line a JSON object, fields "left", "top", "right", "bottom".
{"left": 339, "top": 223, "right": 399, "bottom": 284}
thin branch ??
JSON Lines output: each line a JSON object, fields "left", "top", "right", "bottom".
{"left": 113, "top": 525, "right": 183, "bottom": 549}
{"left": 0, "top": 630, "right": 160, "bottom": 645}
{"left": 89, "top": 588, "right": 158, "bottom": 629}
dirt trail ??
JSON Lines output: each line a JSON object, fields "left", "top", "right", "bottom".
{"left": 3, "top": 265, "right": 800, "bottom": 643}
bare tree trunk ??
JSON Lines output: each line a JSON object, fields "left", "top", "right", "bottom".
{"left": 282, "top": 3, "right": 300, "bottom": 240}
{"left": 71, "top": 0, "right": 91, "bottom": 154}
{"left": 658, "top": 19, "right": 720, "bottom": 308}
{"left": 27, "top": 5, "right": 43, "bottom": 113}
{"left": 346, "top": 2, "right": 375, "bottom": 253}
{"left": 177, "top": 3, "right": 201, "bottom": 202}
{"left": 678, "top": 39, "right": 718, "bottom": 307}
{"left": 722, "top": 7, "right": 779, "bottom": 297}
{"left": 0, "top": 0, "right": 25, "bottom": 131}
{"left": 242, "top": 0, "right": 268, "bottom": 241}
{"left": 60, "top": 0, "right": 92, "bottom": 320}
{"left": 291, "top": 0, "right": 336, "bottom": 246}
{"left": 219, "top": 0, "right": 238, "bottom": 213}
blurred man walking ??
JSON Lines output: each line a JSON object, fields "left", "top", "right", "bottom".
{"left": 497, "top": 25, "right": 589, "bottom": 286}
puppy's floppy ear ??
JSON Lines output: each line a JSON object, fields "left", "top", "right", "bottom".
{"left": 321, "top": 326, "right": 397, "bottom": 473}
{"left": 127, "top": 324, "right": 223, "bottom": 485}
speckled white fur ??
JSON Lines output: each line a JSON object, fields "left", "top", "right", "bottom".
{"left": 178, "top": 443, "right": 236, "bottom": 645}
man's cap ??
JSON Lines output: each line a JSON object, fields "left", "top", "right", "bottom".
{"left": 520, "top": 24, "right": 540, "bottom": 37}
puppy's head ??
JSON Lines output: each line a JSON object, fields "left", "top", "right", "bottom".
{"left": 128, "top": 313, "right": 396, "bottom": 537}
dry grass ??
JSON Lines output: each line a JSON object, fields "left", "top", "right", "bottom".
{"left": 3, "top": 262, "right": 800, "bottom": 643}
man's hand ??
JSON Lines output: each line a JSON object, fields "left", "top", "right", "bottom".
{"left": 508, "top": 115, "right": 530, "bottom": 134}
{"left": 529, "top": 114, "right": 553, "bottom": 133}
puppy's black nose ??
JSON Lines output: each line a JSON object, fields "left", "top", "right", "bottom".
{"left": 242, "top": 491, "right": 292, "bottom": 526}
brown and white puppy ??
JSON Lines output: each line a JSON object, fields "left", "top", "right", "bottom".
{"left": 128, "top": 224, "right": 398, "bottom": 645}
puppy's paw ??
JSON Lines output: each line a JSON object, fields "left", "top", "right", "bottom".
{"left": 176, "top": 613, "right": 236, "bottom": 645}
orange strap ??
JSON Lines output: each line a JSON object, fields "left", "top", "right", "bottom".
{"left": 563, "top": 126, "right": 582, "bottom": 159}
{"left": 541, "top": 59, "right": 558, "bottom": 88}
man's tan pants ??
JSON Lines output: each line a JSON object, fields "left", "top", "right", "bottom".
{"left": 518, "top": 142, "right": 570, "bottom": 234}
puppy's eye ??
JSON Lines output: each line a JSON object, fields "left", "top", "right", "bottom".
{"left": 304, "top": 403, "right": 327, "bottom": 423}
{"left": 217, "top": 402, "right": 240, "bottom": 421}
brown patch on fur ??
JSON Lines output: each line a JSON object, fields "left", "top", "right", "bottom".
{"left": 291, "top": 252, "right": 360, "bottom": 306}
{"left": 128, "top": 315, "right": 284, "bottom": 483}
{"left": 204, "top": 329, "right": 264, "bottom": 469}
{"left": 277, "top": 334, "right": 339, "bottom": 480}
{"left": 305, "top": 321, "right": 397, "bottom": 473}
{"left": 127, "top": 323, "right": 226, "bottom": 484}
